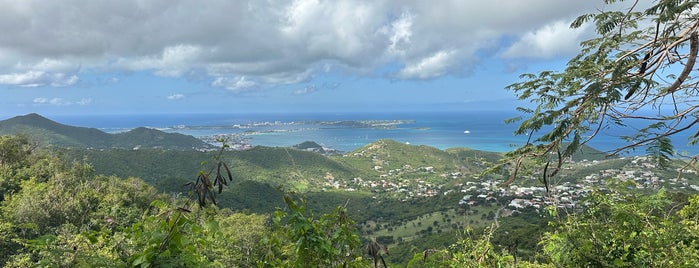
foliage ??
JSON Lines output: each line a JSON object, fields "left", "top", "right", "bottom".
{"left": 504, "top": 0, "right": 699, "bottom": 183}
{"left": 646, "top": 136, "right": 673, "bottom": 168}
{"left": 0, "top": 135, "right": 33, "bottom": 167}
{"left": 262, "top": 192, "right": 366, "bottom": 267}
{"left": 337, "top": 139, "right": 466, "bottom": 176}
{"left": 541, "top": 185, "right": 699, "bottom": 267}
{"left": 0, "top": 135, "right": 275, "bottom": 267}
{"left": 0, "top": 135, "right": 35, "bottom": 201}
{"left": 491, "top": 207, "right": 552, "bottom": 262}
{"left": 124, "top": 202, "right": 269, "bottom": 268}
{"left": 0, "top": 143, "right": 164, "bottom": 266}
{"left": 406, "top": 226, "right": 552, "bottom": 268}
{"left": 60, "top": 145, "right": 361, "bottom": 193}
{"left": 7, "top": 125, "right": 699, "bottom": 267}
{"left": 126, "top": 138, "right": 238, "bottom": 266}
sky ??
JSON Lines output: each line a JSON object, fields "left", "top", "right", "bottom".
{"left": 0, "top": 0, "right": 620, "bottom": 117}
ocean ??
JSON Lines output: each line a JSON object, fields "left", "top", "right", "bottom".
{"left": 52, "top": 111, "right": 698, "bottom": 155}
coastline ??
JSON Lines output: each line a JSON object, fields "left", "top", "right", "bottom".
{"left": 45, "top": 111, "right": 699, "bottom": 155}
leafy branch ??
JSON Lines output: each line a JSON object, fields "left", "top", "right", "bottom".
{"left": 503, "top": 0, "right": 699, "bottom": 184}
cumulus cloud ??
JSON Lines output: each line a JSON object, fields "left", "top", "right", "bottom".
{"left": 0, "top": 71, "right": 78, "bottom": 87}
{"left": 121, "top": 45, "right": 207, "bottom": 77}
{"left": 0, "top": 0, "right": 601, "bottom": 88}
{"left": 500, "top": 20, "right": 590, "bottom": 59}
{"left": 383, "top": 11, "right": 414, "bottom": 56}
{"left": 398, "top": 50, "right": 457, "bottom": 79}
{"left": 211, "top": 76, "right": 257, "bottom": 92}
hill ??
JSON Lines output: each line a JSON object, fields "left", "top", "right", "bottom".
{"left": 59, "top": 139, "right": 492, "bottom": 194}
{"left": 0, "top": 113, "right": 214, "bottom": 150}
{"left": 566, "top": 142, "right": 611, "bottom": 161}
{"left": 59, "top": 145, "right": 363, "bottom": 192}
{"left": 0, "top": 113, "right": 112, "bottom": 148}
{"left": 336, "top": 139, "right": 461, "bottom": 172}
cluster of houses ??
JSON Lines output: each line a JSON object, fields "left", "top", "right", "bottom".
{"left": 325, "top": 154, "right": 699, "bottom": 217}
{"left": 324, "top": 175, "right": 441, "bottom": 199}
{"left": 459, "top": 156, "right": 699, "bottom": 213}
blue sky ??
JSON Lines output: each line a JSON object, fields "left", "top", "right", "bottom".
{"left": 0, "top": 0, "right": 613, "bottom": 117}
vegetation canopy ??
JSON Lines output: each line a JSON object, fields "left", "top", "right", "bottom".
{"left": 505, "top": 0, "right": 699, "bottom": 183}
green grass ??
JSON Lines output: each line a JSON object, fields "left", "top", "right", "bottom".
{"left": 365, "top": 202, "right": 500, "bottom": 244}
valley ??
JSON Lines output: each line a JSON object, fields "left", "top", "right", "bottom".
{"left": 58, "top": 138, "right": 699, "bottom": 264}
{"left": 3, "top": 113, "right": 699, "bottom": 266}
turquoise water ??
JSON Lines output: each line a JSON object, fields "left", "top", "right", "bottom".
{"left": 52, "top": 111, "right": 698, "bottom": 154}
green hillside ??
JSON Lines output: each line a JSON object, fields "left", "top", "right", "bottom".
{"left": 113, "top": 127, "right": 212, "bottom": 150}
{"left": 0, "top": 113, "right": 112, "bottom": 147}
{"left": 565, "top": 142, "right": 612, "bottom": 161}
{"left": 25, "top": 134, "right": 699, "bottom": 267}
{"left": 0, "top": 113, "right": 213, "bottom": 150}
{"left": 63, "top": 139, "right": 495, "bottom": 194}
{"left": 60, "top": 145, "right": 364, "bottom": 193}
{"left": 334, "top": 139, "right": 463, "bottom": 177}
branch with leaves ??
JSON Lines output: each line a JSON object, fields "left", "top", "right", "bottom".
{"left": 132, "top": 139, "right": 235, "bottom": 267}
{"left": 504, "top": 0, "right": 699, "bottom": 184}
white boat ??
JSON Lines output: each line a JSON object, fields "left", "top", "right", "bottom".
{"left": 463, "top": 130, "right": 470, "bottom": 134}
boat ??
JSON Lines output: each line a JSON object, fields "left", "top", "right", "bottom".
{"left": 463, "top": 130, "right": 470, "bottom": 134}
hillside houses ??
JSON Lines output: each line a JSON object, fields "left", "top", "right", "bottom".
{"left": 325, "top": 150, "right": 699, "bottom": 215}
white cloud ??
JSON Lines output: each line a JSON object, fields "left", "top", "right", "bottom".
{"left": 0, "top": 71, "right": 45, "bottom": 87}
{"left": 0, "top": 0, "right": 603, "bottom": 88}
{"left": 167, "top": 94, "right": 185, "bottom": 100}
{"left": 124, "top": 45, "right": 206, "bottom": 77}
{"left": 33, "top": 97, "right": 70, "bottom": 105}
{"left": 211, "top": 76, "right": 257, "bottom": 92}
{"left": 0, "top": 71, "right": 78, "bottom": 87}
{"left": 397, "top": 50, "right": 456, "bottom": 79}
{"left": 32, "top": 97, "right": 92, "bottom": 106}
{"left": 293, "top": 86, "right": 316, "bottom": 95}
{"left": 49, "top": 98, "right": 68, "bottom": 105}
{"left": 49, "top": 74, "right": 79, "bottom": 87}
{"left": 385, "top": 11, "right": 414, "bottom": 56}
{"left": 500, "top": 20, "right": 589, "bottom": 59}
{"left": 32, "top": 97, "right": 48, "bottom": 104}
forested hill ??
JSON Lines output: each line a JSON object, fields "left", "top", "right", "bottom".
{"left": 0, "top": 113, "right": 214, "bottom": 150}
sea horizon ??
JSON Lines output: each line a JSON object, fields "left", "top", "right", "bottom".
{"left": 8, "top": 110, "right": 684, "bottom": 156}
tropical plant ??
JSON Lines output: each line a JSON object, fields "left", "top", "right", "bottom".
{"left": 540, "top": 184, "right": 699, "bottom": 267}
{"left": 262, "top": 192, "right": 365, "bottom": 267}
{"left": 127, "top": 138, "right": 235, "bottom": 267}
{"left": 0, "top": 135, "right": 35, "bottom": 201}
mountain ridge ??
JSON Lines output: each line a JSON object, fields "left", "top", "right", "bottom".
{"left": 0, "top": 113, "right": 214, "bottom": 150}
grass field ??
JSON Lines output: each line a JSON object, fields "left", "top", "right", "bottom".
{"left": 363, "top": 201, "right": 501, "bottom": 245}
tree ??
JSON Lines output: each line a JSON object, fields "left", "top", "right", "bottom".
{"left": 406, "top": 227, "right": 553, "bottom": 268}
{"left": 504, "top": 0, "right": 699, "bottom": 183}
{"left": 262, "top": 193, "right": 365, "bottom": 267}
{"left": 540, "top": 184, "right": 699, "bottom": 267}
{"left": 0, "top": 135, "right": 34, "bottom": 201}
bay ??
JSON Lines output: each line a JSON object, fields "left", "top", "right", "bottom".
{"left": 52, "top": 111, "right": 698, "bottom": 155}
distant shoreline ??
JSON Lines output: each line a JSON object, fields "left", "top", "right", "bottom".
{"left": 5, "top": 111, "right": 697, "bottom": 155}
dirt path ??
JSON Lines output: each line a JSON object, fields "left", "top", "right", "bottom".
{"left": 493, "top": 205, "right": 506, "bottom": 228}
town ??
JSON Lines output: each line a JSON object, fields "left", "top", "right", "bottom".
{"left": 322, "top": 152, "right": 699, "bottom": 218}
